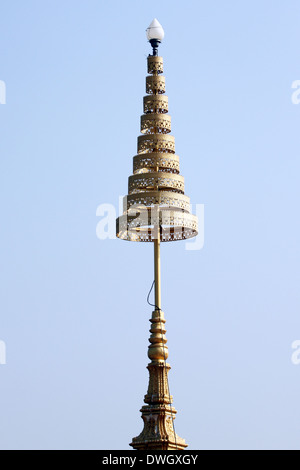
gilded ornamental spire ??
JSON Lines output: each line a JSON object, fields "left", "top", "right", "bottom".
{"left": 116, "top": 19, "right": 198, "bottom": 450}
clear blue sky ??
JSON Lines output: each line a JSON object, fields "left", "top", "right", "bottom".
{"left": 1, "top": 0, "right": 300, "bottom": 450}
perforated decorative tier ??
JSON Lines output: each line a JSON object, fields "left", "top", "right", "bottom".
{"left": 116, "top": 55, "right": 198, "bottom": 242}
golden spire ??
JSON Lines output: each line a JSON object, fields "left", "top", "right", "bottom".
{"left": 116, "top": 19, "right": 198, "bottom": 450}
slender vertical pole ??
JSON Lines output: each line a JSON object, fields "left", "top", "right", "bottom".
{"left": 154, "top": 237, "right": 161, "bottom": 310}
{"left": 154, "top": 146, "right": 161, "bottom": 311}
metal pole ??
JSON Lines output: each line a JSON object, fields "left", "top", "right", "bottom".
{"left": 154, "top": 236, "right": 161, "bottom": 310}
{"left": 154, "top": 149, "right": 161, "bottom": 311}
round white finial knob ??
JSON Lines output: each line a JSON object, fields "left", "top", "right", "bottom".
{"left": 146, "top": 18, "right": 165, "bottom": 42}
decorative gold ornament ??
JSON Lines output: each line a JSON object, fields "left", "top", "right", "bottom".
{"left": 116, "top": 21, "right": 198, "bottom": 450}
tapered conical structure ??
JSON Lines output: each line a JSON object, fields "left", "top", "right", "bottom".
{"left": 116, "top": 54, "right": 198, "bottom": 242}
{"left": 116, "top": 24, "right": 197, "bottom": 450}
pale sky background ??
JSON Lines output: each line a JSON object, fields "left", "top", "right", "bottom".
{"left": 1, "top": 0, "right": 300, "bottom": 450}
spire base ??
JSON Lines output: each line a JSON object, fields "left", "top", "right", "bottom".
{"left": 130, "top": 402, "right": 187, "bottom": 450}
{"left": 130, "top": 311, "right": 188, "bottom": 450}
{"left": 130, "top": 362, "right": 188, "bottom": 450}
